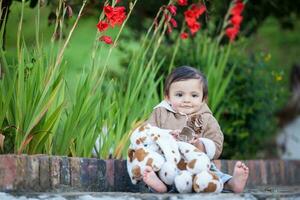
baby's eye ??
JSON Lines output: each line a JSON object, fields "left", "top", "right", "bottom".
{"left": 144, "top": 144, "right": 148, "bottom": 147}
{"left": 192, "top": 94, "right": 199, "bottom": 98}
{"left": 175, "top": 93, "right": 183, "bottom": 97}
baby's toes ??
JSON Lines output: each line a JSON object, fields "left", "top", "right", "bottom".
{"left": 243, "top": 164, "right": 248, "bottom": 170}
{"left": 236, "top": 161, "right": 243, "bottom": 167}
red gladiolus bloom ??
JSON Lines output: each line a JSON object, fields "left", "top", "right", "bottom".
{"left": 167, "top": 4, "right": 177, "bottom": 16}
{"left": 109, "top": 6, "right": 126, "bottom": 27}
{"left": 96, "top": 21, "right": 109, "bottom": 32}
{"left": 184, "top": 10, "right": 197, "bottom": 26}
{"left": 178, "top": 0, "right": 188, "bottom": 6}
{"left": 170, "top": 18, "right": 178, "bottom": 28}
{"left": 190, "top": 4, "right": 206, "bottom": 18}
{"left": 225, "top": 27, "right": 239, "bottom": 42}
{"left": 184, "top": 4, "right": 206, "bottom": 35}
{"left": 230, "top": 14, "right": 243, "bottom": 27}
{"left": 180, "top": 32, "right": 189, "bottom": 39}
{"left": 225, "top": 1, "right": 245, "bottom": 42}
{"left": 184, "top": 9, "right": 195, "bottom": 19}
{"left": 99, "top": 35, "right": 113, "bottom": 44}
{"left": 103, "top": 5, "right": 126, "bottom": 27}
{"left": 104, "top": 5, "right": 114, "bottom": 18}
{"left": 189, "top": 21, "right": 201, "bottom": 35}
{"left": 230, "top": 2, "right": 244, "bottom": 16}
{"left": 116, "top": 0, "right": 121, "bottom": 3}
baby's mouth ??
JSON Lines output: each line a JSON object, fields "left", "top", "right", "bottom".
{"left": 181, "top": 105, "right": 192, "bottom": 108}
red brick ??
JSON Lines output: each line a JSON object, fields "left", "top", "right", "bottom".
{"left": 106, "top": 159, "right": 115, "bottom": 191}
{"left": 97, "top": 159, "right": 107, "bottom": 191}
{"left": 26, "top": 155, "right": 40, "bottom": 190}
{"left": 260, "top": 160, "right": 267, "bottom": 185}
{"left": 88, "top": 158, "right": 99, "bottom": 191}
{"left": 0, "top": 155, "right": 17, "bottom": 191}
{"left": 60, "top": 156, "right": 70, "bottom": 186}
{"left": 15, "top": 155, "right": 27, "bottom": 190}
{"left": 39, "top": 156, "right": 50, "bottom": 190}
{"left": 279, "top": 160, "right": 286, "bottom": 185}
{"left": 227, "top": 160, "right": 236, "bottom": 175}
{"left": 69, "top": 157, "right": 81, "bottom": 188}
{"left": 248, "top": 161, "right": 257, "bottom": 186}
{"left": 50, "top": 156, "right": 61, "bottom": 189}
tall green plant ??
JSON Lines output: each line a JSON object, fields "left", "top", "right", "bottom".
{"left": 0, "top": 39, "right": 15, "bottom": 153}
{"left": 52, "top": 0, "right": 141, "bottom": 157}
{"left": 1, "top": 0, "right": 242, "bottom": 158}
{"left": 95, "top": 4, "right": 173, "bottom": 159}
{"left": 0, "top": 0, "right": 87, "bottom": 154}
{"left": 197, "top": 36, "right": 236, "bottom": 119}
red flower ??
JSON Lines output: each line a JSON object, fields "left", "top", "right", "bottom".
{"left": 170, "top": 18, "right": 178, "bottom": 28}
{"left": 184, "top": 10, "right": 197, "bottom": 26}
{"left": 230, "top": 2, "right": 244, "bottom": 16}
{"left": 230, "top": 14, "right": 243, "bottom": 27}
{"left": 178, "top": 0, "right": 188, "bottom": 6}
{"left": 103, "top": 5, "right": 126, "bottom": 27}
{"left": 180, "top": 32, "right": 189, "bottom": 39}
{"left": 190, "top": 4, "right": 206, "bottom": 18}
{"left": 104, "top": 5, "right": 114, "bottom": 18}
{"left": 110, "top": 7, "right": 126, "bottom": 27}
{"left": 225, "top": 1, "right": 245, "bottom": 42}
{"left": 167, "top": 4, "right": 177, "bottom": 16}
{"left": 99, "top": 35, "right": 113, "bottom": 44}
{"left": 184, "top": 4, "right": 206, "bottom": 35}
{"left": 189, "top": 21, "right": 201, "bottom": 35}
{"left": 225, "top": 27, "right": 239, "bottom": 42}
{"left": 116, "top": 0, "right": 121, "bottom": 3}
{"left": 96, "top": 21, "right": 109, "bottom": 32}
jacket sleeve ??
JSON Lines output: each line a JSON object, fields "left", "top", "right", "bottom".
{"left": 199, "top": 114, "right": 224, "bottom": 160}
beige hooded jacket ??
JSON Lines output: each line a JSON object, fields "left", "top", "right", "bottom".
{"left": 146, "top": 100, "right": 224, "bottom": 160}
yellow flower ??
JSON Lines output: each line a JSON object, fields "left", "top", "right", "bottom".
{"left": 276, "top": 75, "right": 282, "bottom": 81}
{"left": 264, "top": 53, "right": 271, "bottom": 62}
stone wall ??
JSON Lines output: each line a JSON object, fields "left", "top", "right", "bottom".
{"left": 0, "top": 154, "right": 299, "bottom": 192}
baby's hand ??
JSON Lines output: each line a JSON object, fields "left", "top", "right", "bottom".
{"left": 170, "top": 129, "right": 181, "bottom": 140}
{"left": 190, "top": 138, "right": 206, "bottom": 153}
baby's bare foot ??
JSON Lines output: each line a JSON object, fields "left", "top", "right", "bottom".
{"left": 143, "top": 166, "right": 167, "bottom": 193}
{"left": 226, "top": 161, "right": 249, "bottom": 193}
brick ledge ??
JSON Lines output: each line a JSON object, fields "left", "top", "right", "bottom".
{"left": 0, "top": 154, "right": 299, "bottom": 192}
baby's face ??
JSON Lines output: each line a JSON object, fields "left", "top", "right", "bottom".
{"left": 166, "top": 79, "right": 204, "bottom": 115}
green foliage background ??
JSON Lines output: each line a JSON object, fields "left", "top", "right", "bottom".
{"left": 1, "top": 0, "right": 299, "bottom": 159}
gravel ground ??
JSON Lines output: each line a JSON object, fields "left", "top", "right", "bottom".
{"left": 1, "top": 186, "right": 300, "bottom": 200}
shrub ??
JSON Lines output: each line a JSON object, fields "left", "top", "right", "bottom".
{"left": 219, "top": 50, "right": 287, "bottom": 159}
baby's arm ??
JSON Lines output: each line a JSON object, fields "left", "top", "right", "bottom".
{"left": 194, "top": 114, "right": 224, "bottom": 159}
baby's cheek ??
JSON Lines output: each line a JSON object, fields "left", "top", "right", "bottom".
{"left": 171, "top": 102, "right": 180, "bottom": 110}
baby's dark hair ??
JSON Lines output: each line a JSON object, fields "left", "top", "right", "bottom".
{"left": 164, "top": 66, "right": 208, "bottom": 101}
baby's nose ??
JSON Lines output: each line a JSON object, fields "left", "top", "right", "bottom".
{"left": 183, "top": 97, "right": 191, "bottom": 102}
